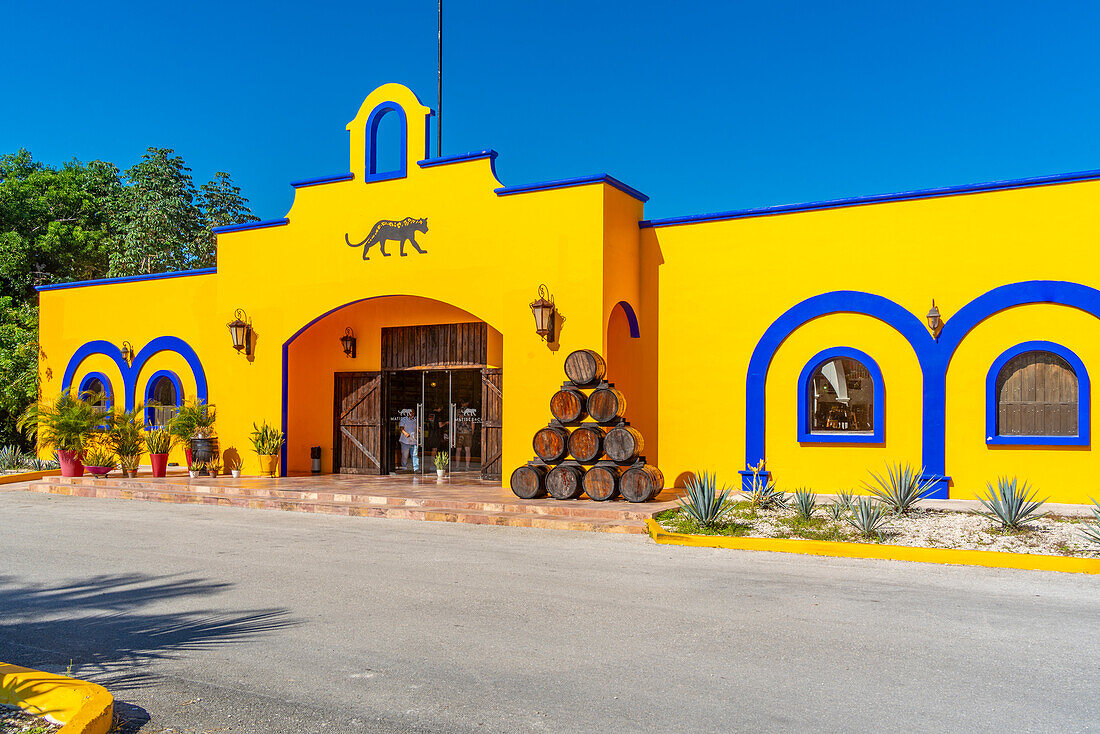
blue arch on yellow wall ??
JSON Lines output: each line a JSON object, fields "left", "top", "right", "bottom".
{"left": 78, "top": 371, "right": 114, "bottom": 428}
{"left": 984, "top": 340, "right": 1090, "bottom": 447}
{"left": 613, "top": 301, "right": 641, "bottom": 339}
{"left": 796, "top": 347, "right": 885, "bottom": 444}
{"left": 365, "top": 102, "right": 407, "bottom": 182}
{"left": 61, "top": 336, "right": 207, "bottom": 413}
{"left": 144, "top": 369, "right": 185, "bottom": 427}
{"left": 745, "top": 280, "right": 1100, "bottom": 498}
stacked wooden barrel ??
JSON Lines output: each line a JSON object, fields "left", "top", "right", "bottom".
{"left": 509, "top": 349, "right": 664, "bottom": 503}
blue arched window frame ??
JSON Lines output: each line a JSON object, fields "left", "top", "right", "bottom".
{"left": 797, "top": 347, "right": 885, "bottom": 443}
{"left": 79, "top": 372, "right": 114, "bottom": 429}
{"left": 985, "top": 340, "right": 1090, "bottom": 446}
{"left": 144, "top": 370, "right": 184, "bottom": 429}
{"left": 365, "top": 102, "right": 407, "bottom": 182}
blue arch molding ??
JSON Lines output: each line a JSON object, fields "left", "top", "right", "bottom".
{"left": 365, "top": 101, "right": 408, "bottom": 182}
{"left": 62, "top": 336, "right": 207, "bottom": 413}
{"left": 745, "top": 280, "right": 1100, "bottom": 498}
{"left": 144, "top": 370, "right": 185, "bottom": 427}
{"left": 797, "top": 348, "right": 885, "bottom": 444}
{"left": 614, "top": 301, "right": 641, "bottom": 338}
{"left": 985, "top": 341, "right": 1090, "bottom": 447}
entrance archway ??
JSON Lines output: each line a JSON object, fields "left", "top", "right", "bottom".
{"left": 282, "top": 295, "right": 503, "bottom": 478}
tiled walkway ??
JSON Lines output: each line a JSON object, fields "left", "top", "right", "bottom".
{"left": 27, "top": 471, "right": 683, "bottom": 534}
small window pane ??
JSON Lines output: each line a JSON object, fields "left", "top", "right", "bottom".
{"left": 150, "top": 377, "right": 179, "bottom": 428}
{"left": 996, "top": 351, "right": 1078, "bottom": 436}
{"left": 84, "top": 378, "right": 110, "bottom": 420}
{"left": 809, "top": 357, "right": 874, "bottom": 434}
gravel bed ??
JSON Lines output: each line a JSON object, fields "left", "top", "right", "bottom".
{"left": 0, "top": 705, "right": 60, "bottom": 733}
{"left": 657, "top": 501, "right": 1100, "bottom": 557}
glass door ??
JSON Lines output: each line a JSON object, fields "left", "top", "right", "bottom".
{"left": 420, "top": 371, "right": 452, "bottom": 475}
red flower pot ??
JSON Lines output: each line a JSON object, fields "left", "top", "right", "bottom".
{"left": 150, "top": 453, "right": 169, "bottom": 478}
{"left": 184, "top": 448, "right": 193, "bottom": 469}
{"left": 58, "top": 449, "right": 84, "bottom": 478}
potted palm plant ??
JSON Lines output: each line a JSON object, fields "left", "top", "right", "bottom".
{"left": 109, "top": 409, "right": 145, "bottom": 478}
{"left": 145, "top": 427, "right": 172, "bottom": 478}
{"left": 18, "top": 391, "right": 102, "bottom": 477}
{"left": 250, "top": 421, "right": 284, "bottom": 477}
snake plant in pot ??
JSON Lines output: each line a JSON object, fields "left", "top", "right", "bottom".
{"left": 145, "top": 427, "right": 172, "bottom": 477}
{"left": 18, "top": 391, "right": 103, "bottom": 477}
{"left": 250, "top": 421, "right": 284, "bottom": 477}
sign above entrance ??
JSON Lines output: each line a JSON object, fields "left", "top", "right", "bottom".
{"left": 345, "top": 217, "right": 429, "bottom": 260}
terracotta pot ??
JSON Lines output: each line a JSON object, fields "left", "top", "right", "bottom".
{"left": 260, "top": 454, "right": 279, "bottom": 477}
{"left": 57, "top": 449, "right": 84, "bottom": 478}
{"left": 150, "top": 453, "right": 169, "bottom": 478}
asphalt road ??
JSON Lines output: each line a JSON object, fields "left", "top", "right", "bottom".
{"left": 1, "top": 488, "right": 1098, "bottom": 733}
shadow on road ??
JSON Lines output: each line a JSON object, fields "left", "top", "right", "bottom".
{"left": 0, "top": 572, "right": 297, "bottom": 693}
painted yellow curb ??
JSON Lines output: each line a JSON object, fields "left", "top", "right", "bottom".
{"left": 0, "top": 663, "right": 113, "bottom": 733}
{"left": 645, "top": 519, "right": 1100, "bottom": 574}
{"left": 0, "top": 469, "right": 61, "bottom": 485}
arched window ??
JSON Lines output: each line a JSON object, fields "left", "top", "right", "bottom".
{"left": 145, "top": 371, "right": 184, "bottom": 429}
{"left": 79, "top": 372, "right": 113, "bottom": 427}
{"left": 987, "top": 341, "right": 1089, "bottom": 445}
{"left": 798, "top": 348, "right": 884, "bottom": 443}
{"left": 365, "top": 102, "right": 407, "bottom": 181}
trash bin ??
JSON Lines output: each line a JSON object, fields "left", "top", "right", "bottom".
{"left": 310, "top": 446, "right": 322, "bottom": 474}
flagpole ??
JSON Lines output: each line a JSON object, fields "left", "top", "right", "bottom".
{"left": 437, "top": 0, "right": 443, "bottom": 158}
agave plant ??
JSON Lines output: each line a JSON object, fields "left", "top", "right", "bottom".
{"left": 835, "top": 490, "right": 856, "bottom": 510}
{"left": 1079, "top": 499, "right": 1100, "bottom": 546}
{"left": 825, "top": 501, "right": 847, "bottom": 522}
{"left": 677, "top": 471, "right": 736, "bottom": 527}
{"left": 974, "top": 477, "right": 1048, "bottom": 530}
{"left": 863, "top": 462, "right": 936, "bottom": 515}
{"left": 845, "top": 496, "right": 890, "bottom": 538}
{"left": 22, "top": 454, "right": 59, "bottom": 471}
{"left": 0, "top": 445, "right": 24, "bottom": 471}
{"left": 792, "top": 488, "right": 817, "bottom": 520}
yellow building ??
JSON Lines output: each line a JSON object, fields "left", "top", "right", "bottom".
{"left": 37, "top": 83, "right": 1100, "bottom": 503}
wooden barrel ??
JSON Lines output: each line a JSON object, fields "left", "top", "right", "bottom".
{"left": 532, "top": 426, "right": 569, "bottom": 462}
{"left": 583, "top": 465, "right": 621, "bottom": 501}
{"left": 604, "top": 426, "right": 644, "bottom": 463}
{"left": 564, "top": 349, "right": 606, "bottom": 386}
{"left": 549, "top": 388, "right": 587, "bottom": 423}
{"left": 510, "top": 465, "right": 548, "bottom": 499}
{"left": 567, "top": 425, "right": 605, "bottom": 462}
{"left": 546, "top": 464, "right": 585, "bottom": 500}
{"left": 620, "top": 465, "right": 664, "bottom": 503}
{"left": 587, "top": 387, "right": 627, "bottom": 424}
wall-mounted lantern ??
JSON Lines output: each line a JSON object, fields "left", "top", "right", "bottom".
{"left": 227, "top": 309, "right": 253, "bottom": 356}
{"left": 926, "top": 300, "right": 943, "bottom": 340}
{"left": 341, "top": 327, "right": 357, "bottom": 358}
{"left": 120, "top": 340, "right": 134, "bottom": 366}
{"left": 529, "top": 284, "right": 556, "bottom": 341}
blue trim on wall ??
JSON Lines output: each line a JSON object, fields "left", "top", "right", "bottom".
{"left": 641, "top": 168, "right": 1100, "bottom": 229}
{"left": 365, "top": 101, "right": 407, "bottom": 182}
{"left": 79, "top": 371, "right": 114, "bottom": 428}
{"left": 211, "top": 218, "right": 289, "bottom": 235}
{"left": 745, "top": 280, "right": 1100, "bottom": 498}
{"left": 144, "top": 370, "right": 184, "bottom": 428}
{"left": 417, "top": 149, "right": 498, "bottom": 168}
{"left": 35, "top": 267, "right": 217, "bottom": 292}
{"left": 61, "top": 336, "right": 207, "bottom": 413}
{"left": 796, "top": 348, "right": 884, "bottom": 444}
{"left": 495, "top": 174, "right": 649, "bottom": 203}
{"left": 290, "top": 173, "right": 354, "bottom": 188}
{"left": 613, "top": 301, "right": 641, "bottom": 339}
{"left": 985, "top": 341, "right": 1090, "bottom": 446}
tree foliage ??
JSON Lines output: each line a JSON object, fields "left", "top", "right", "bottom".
{"left": 0, "top": 147, "right": 257, "bottom": 446}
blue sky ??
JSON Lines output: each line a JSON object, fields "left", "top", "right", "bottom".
{"left": 3, "top": 1, "right": 1099, "bottom": 221}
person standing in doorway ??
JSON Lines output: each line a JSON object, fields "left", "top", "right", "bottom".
{"left": 399, "top": 408, "right": 419, "bottom": 472}
{"left": 455, "top": 400, "right": 475, "bottom": 471}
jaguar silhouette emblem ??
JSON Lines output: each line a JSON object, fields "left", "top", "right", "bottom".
{"left": 345, "top": 217, "right": 428, "bottom": 260}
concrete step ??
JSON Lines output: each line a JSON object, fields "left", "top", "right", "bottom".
{"left": 39, "top": 476, "right": 662, "bottom": 521}
{"left": 26, "top": 481, "right": 650, "bottom": 534}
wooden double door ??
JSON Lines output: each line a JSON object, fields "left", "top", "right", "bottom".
{"left": 333, "top": 368, "right": 502, "bottom": 479}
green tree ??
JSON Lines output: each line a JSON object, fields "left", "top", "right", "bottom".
{"left": 195, "top": 171, "right": 259, "bottom": 265}
{"left": 0, "top": 297, "right": 39, "bottom": 447}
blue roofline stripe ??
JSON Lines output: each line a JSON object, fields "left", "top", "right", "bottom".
{"left": 212, "top": 218, "right": 290, "bottom": 234}
{"left": 495, "top": 174, "right": 649, "bottom": 203}
{"left": 639, "top": 167, "right": 1100, "bottom": 228}
{"left": 418, "top": 150, "right": 498, "bottom": 168}
{"left": 35, "top": 267, "right": 217, "bottom": 292}
{"left": 290, "top": 173, "right": 354, "bottom": 188}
